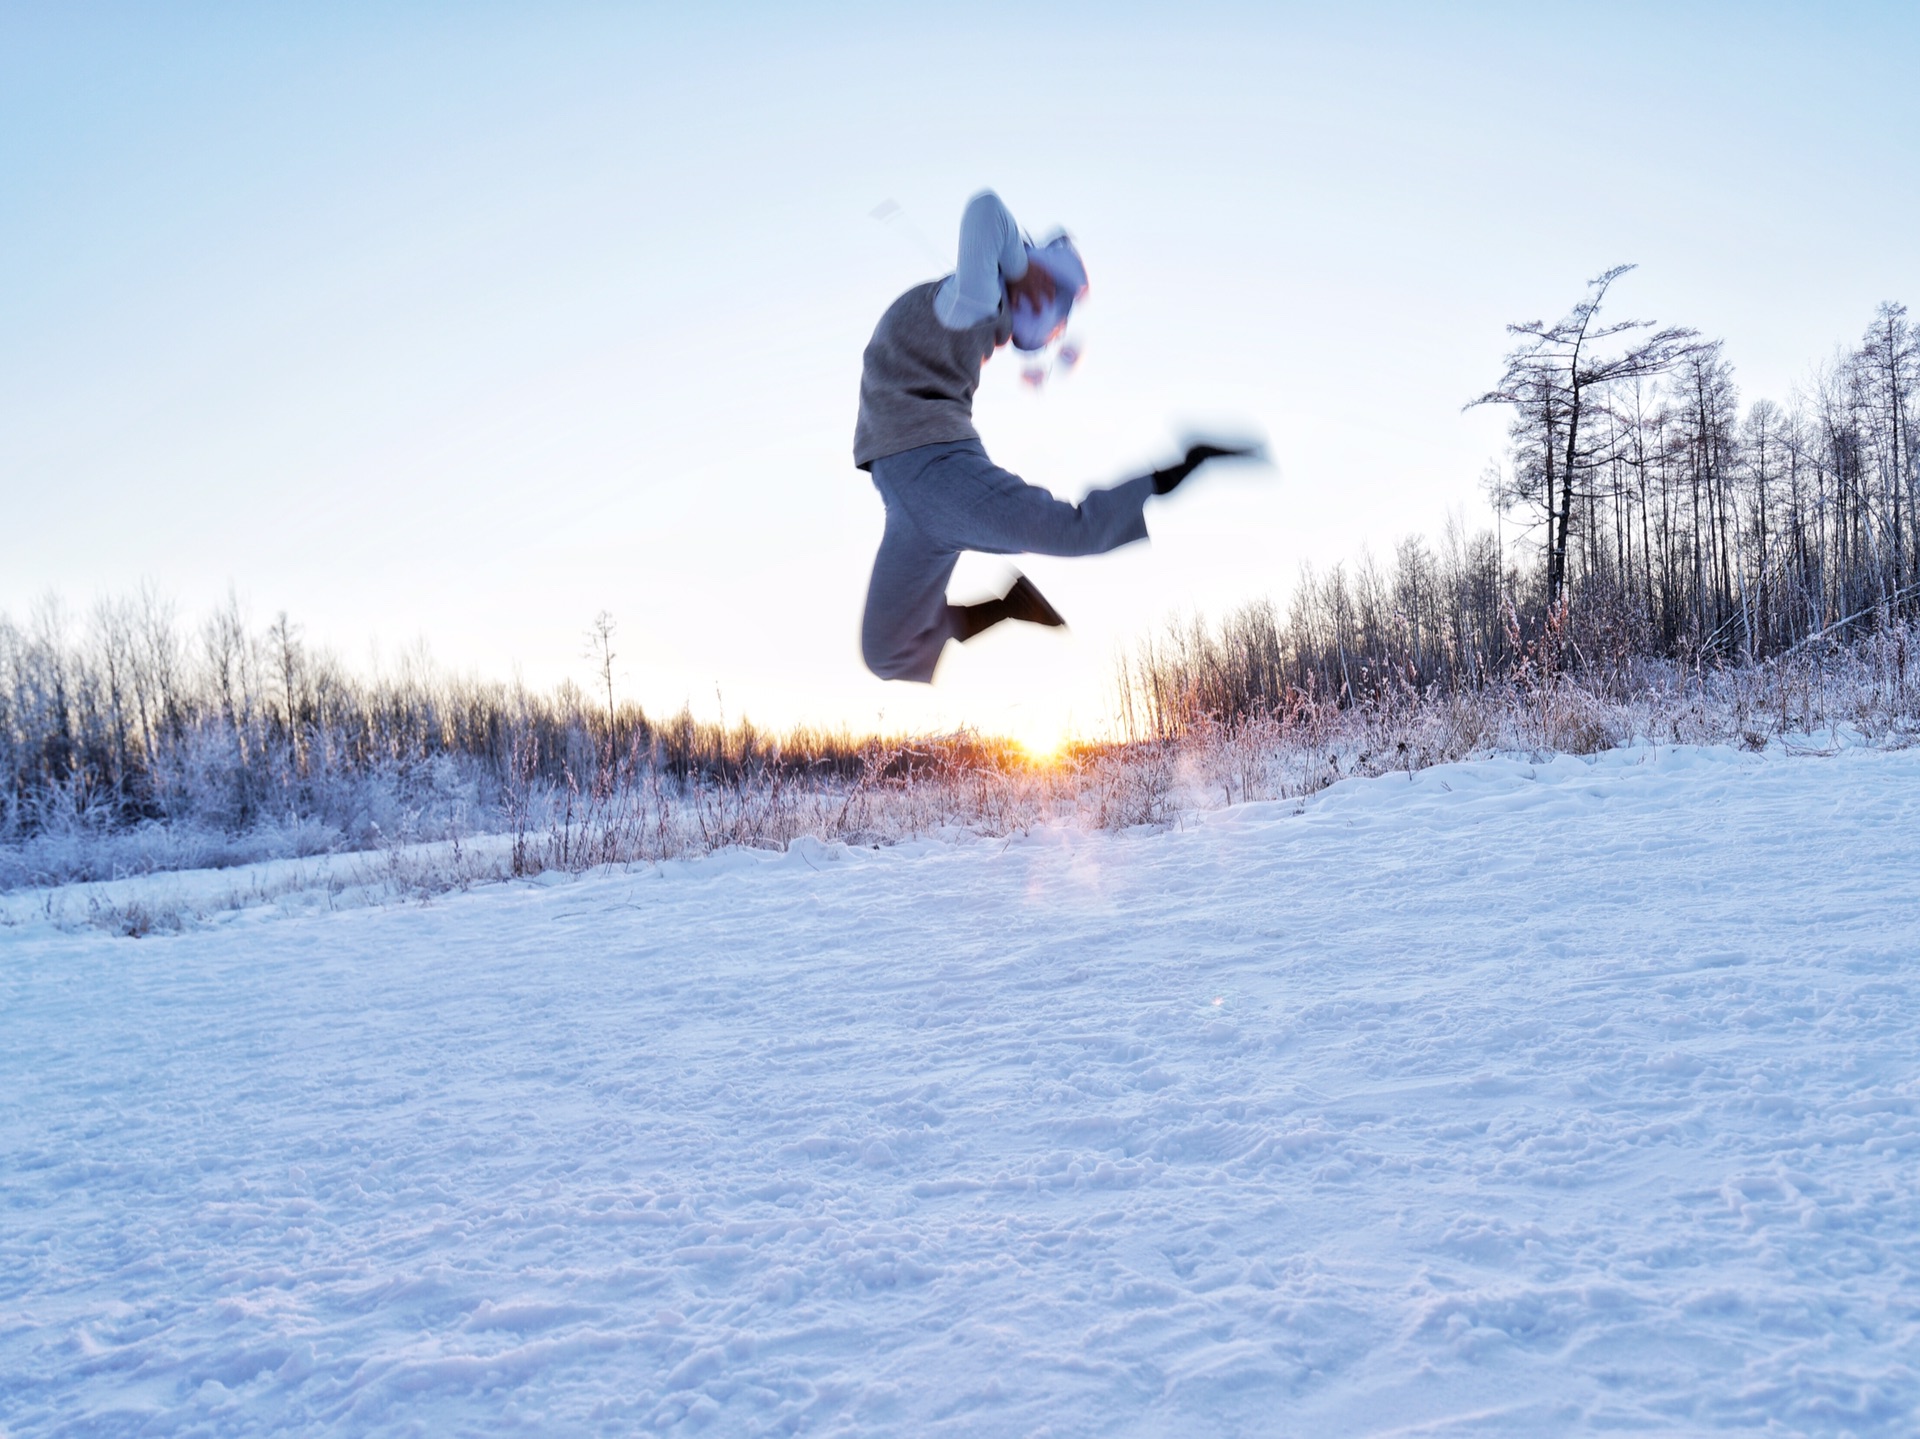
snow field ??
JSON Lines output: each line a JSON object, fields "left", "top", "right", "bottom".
{"left": 3, "top": 744, "right": 1919, "bottom": 1435}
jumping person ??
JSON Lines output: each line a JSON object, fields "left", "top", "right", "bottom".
{"left": 854, "top": 189, "right": 1255, "bottom": 682}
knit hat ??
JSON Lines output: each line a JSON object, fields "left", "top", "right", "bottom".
{"left": 1010, "top": 232, "right": 1088, "bottom": 352}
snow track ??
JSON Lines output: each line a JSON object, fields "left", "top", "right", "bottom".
{"left": 4, "top": 745, "right": 1920, "bottom": 1435}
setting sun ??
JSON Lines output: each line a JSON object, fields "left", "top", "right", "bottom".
{"left": 1008, "top": 716, "right": 1076, "bottom": 764}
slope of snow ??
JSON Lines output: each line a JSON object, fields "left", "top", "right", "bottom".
{"left": 4, "top": 744, "right": 1919, "bottom": 1436}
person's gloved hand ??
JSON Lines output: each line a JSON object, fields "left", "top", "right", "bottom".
{"left": 1151, "top": 442, "right": 1262, "bottom": 495}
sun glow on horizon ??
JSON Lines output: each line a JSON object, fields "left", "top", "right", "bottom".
{"left": 1007, "top": 713, "right": 1078, "bottom": 765}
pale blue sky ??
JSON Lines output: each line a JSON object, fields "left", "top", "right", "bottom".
{"left": 4, "top": 3, "right": 1915, "bottom": 744}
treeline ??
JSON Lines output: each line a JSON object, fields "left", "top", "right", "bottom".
{"left": 1120, "top": 283, "right": 1915, "bottom": 736}
{"left": 0, "top": 591, "right": 1016, "bottom": 854}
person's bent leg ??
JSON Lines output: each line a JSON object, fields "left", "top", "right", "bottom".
{"left": 860, "top": 483, "right": 962, "bottom": 683}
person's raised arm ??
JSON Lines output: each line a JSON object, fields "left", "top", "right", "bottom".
{"left": 934, "top": 190, "right": 1047, "bottom": 330}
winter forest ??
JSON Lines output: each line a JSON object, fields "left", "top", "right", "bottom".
{"left": 4, "top": 282, "right": 1917, "bottom": 886}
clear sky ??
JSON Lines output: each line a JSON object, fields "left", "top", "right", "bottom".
{"left": 4, "top": 2, "right": 1915, "bottom": 749}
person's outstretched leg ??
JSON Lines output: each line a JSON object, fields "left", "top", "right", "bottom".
{"left": 896, "top": 441, "right": 1155, "bottom": 561}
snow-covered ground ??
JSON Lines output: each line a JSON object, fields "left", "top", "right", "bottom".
{"left": 4, "top": 744, "right": 1919, "bottom": 1436}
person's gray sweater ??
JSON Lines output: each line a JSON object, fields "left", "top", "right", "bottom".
{"left": 853, "top": 191, "right": 1028, "bottom": 470}
{"left": 852, "top": 281, "right": 1012, "bottom": 471}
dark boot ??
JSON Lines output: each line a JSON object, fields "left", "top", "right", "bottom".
{"left": 1151, "top": 440, "right": 1263, "bottom": 495}
{"left": 951, "top": 574, "right": 1067, "bottom": 642}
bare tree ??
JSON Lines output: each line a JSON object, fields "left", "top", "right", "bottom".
{"left": 1856, "top": 302, "right": 1917, "bottom": 589}
{"left": 267, "top": 611, "right": 305, "bottom": 772}
{"left": 1471, "top": 266, "right": 1699, "bottom": 607}
{"left": 585, "top": 611, "right": 618, "bottom": 731}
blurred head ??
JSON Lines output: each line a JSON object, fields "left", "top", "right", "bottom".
{"left": 1010, "top": 232, "right": 1088, "bottom": 353}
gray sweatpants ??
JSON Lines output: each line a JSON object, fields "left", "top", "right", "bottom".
{"left": 861, "top": 439, "right": 1154, "bottom": 682}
